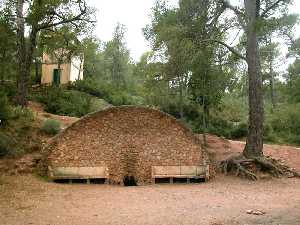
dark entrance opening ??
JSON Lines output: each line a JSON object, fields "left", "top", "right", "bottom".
{"left": 54, "top": 179, "right": 69, "bottom": 184}
{"left": 123, "top": 176, "right": 137, "bottom": 186}
{"left": 71, "top": 179, "right": 86, "bottom": 184}
{"left": 174, "top": 177, "right": 188, "bottom": 183}
{"left": 90, "top": 178, "right": 106, "bottom": 184}
{"left": 155, "top": 178, "right": 170, "bottom": 184}
{"left": 53, "top": 69, "right": 61, "bottom": 86}
{"left": 190, "top": 178, "right": 206, "bottom": 183}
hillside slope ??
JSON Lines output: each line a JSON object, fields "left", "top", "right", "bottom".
{"left": 198, "top": 134, "right": 300, "bottom": 173}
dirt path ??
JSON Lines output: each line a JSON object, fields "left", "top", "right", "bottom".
{"left": 28, "top": 101, "right": 79, "bottom": 129}
{"left": 1, "top": 175, "right": 299, "bottom": 225}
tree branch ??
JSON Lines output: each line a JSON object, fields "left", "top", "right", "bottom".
{"left": 38, "top": 12, "right": 85, "bottom": 30}
{"left": 220, "top": 0, "right": 246, "bottom": 30}
{"left": 202, "top": 39, "right": 246, "bottom": 61}
{"left": 261, "top": 0, "right": 285, "bottom": 18}
{"left": 37, "top": 4, "right": 95, "bottom": 31}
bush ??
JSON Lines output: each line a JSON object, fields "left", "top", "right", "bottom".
{"left": 0, "top": 92, "right": 11, "bottom": 126}
{"left": 89, "top": 97, "right": 111, "bottom": 113}
{"left": 267, "top": 103, "right": 300, "bottom": 145}
{"left": 263, "top": 123, "right": 277, "bottom": 143}
{"left": 11, "top": 106, "right": 34, "bottom": 121}
{"left": 33, "top": 87, "right": 92, "bottom": 117}
{"left": 0, "top": 132, "right": 16, "bottom": 157}
{"left": 41, "top": 119, "right": 61, "bottom": 135}
{"left": 72, "top": 78, "right": 112, "bottom": 99}
{"left": 71, "top": 79, "right": 142, "bottom": 106}
{"left": 0, "top": 82, "right": 17, "bottom": 99}
{"left": 230, "top": 123, "right": 248, "bottom": 139}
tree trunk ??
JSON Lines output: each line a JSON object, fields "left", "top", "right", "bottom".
{"left": 15, "top": 0, "right": 27, "bottom": 107}
{"left": 269, "top": 63, "right": 276, "bottom": 110}
{"left": 15, "top": 0, "right": 38, "bottom": 106}
{"left": 35, "top": 58, "right": 40, "bottom": 84}
{"left": 179, "top": 75, "right": 184, "bottom": 119}
{"left": 243, "top": 0, "right": 264, "bottom": 158}
{"left": 202, "top": 95, "right": 207, "bottom": 148}
{"left": 78, "top": 55, "right": 84, "bottom": 80}
{"left": 268, "top": 47, "right": 276, "bottom": 110}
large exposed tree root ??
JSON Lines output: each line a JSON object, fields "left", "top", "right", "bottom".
{"left": 219, "top": 154, "right": 300, "bottom": 180}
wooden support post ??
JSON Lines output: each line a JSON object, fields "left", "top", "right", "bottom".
{"left": 170, "top": 177, "right": 173, "bottom": 184}
{"left": 151, "top": 178, "right": 155, "bottom": 184}
{"left": 69, "top": 179, "right": 72, "bottom": 184}
{"left": 87, "top": 179, "right": 90, "bottom": 184}
{"left": 187, "top": 178, "right": 190, "bottom": 184}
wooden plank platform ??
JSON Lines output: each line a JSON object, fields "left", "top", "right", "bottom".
{"left": 151, "top": 165, "right": 209, "bottom": 184}
{"left": 55, "top": 178, "right": 107, "bottom": 184}
{"left": 49, "top": 166, "right": 109, "bottom": 180}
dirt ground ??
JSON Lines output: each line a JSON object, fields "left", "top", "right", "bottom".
{"left": 0, "top": 175, "right": 299, "bottom": 225}
{"left": 198, "top": 134, "right": 300, "bottom": 171}
{"left": 1, "top": 108, "right": 300, "bottom": 225}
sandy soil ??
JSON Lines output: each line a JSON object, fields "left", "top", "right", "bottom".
{"left": 1, "top": 108, "right": 299, "bottom": 225}
{"left": 229, "top": 140, "right": 300, "bottom": 171}
{"left": 198, "top": 134, "right": 300, "bottom": 171}
{"left": 0, "top": 175, "right": 299, "bottom": 225}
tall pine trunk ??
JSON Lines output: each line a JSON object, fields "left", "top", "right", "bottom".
{"left": 243, "top": 0, "right": 264, "bottom": 158}
{"left": 15, "top": 0, "right": 38, "bottom": 106}
{"left": 268, "top": 47, "right": 276, "bottom": 110}
{"left": 15, "top": 0, "right": 27, "bottom": 107}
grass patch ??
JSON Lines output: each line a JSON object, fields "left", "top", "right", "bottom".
{"left": 40, "top": 119, "right": 61, "bottom": 135}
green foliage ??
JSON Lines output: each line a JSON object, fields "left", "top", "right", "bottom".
{"left": 230, "top": 123, "right": 248, "bottom": 139}
{"left": 0, "top": 105, "right": 39, "bottom": 157}
{"left": 288, "top": 37, "right": 300, "bottom": 58}
{"left": 0, "top": 91, "right": 11, "bottom": 125}
{"left": 0, "top": 14, "right": 16, "bottom": 81}
{"left": 263, "top": 123, "right": 276, "bottom": 143}
{"left": 0, "top": 132, "right": 16, "bottom": 157}
{"left": 72, "top": 78, "right": 110, "bottom": 99}
{"left": 11, "top": 106, "right": 34, "bottom": 121}
{"left": 207, "top": 117, "right": 233, "bottom": 139}
{"left": 33, "top": 87, "right": 92, "bottom": 117}
{"left": 103, "top": 23, "right": 131, "bottom": 89}
{"left": 41, "top": 119, "right": 61, "bottom": 135}
{"left": 287, "top": 73, "right": 300, "bottom": 104}
{"left": 217, "top": 95, "right": 248, "bottom": 123}
{"left": 81, "top": 37, "right": 104, "bottom": 77}
{"left": 0, "top": 82, "right": 17, "bottom": 99}
{"left": 89, "top": 97, "right": 111, "bottom": 113}
{"left": 72, "top": 78, "right": 143, "bottom": 106}
{"left": 267, "top": 104, "right": 300, "bottom": 145}
{"left": 39, "top": 25, "right": 83, "bottom": 67}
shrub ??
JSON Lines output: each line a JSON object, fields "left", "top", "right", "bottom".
{"left": 0, "top": 82, "right": 17, "bottom": 99}
{"left": 267, "top": 103, "right": 300, "bottom": 145}
{"left": 71, "top": 79, "right": 142, "bottom": 106}
{"left": 72, "top": 78, "right": 112, "bottom": 99}
{"left": 0, "top": 132, "right": 16, "bottom": 157}
{"left": 33, "top": 87, "right": 92, "bottom": 117}
{"left": 41, "top": 119, "right": 61, "bottom": 135}
{"left": 263, "top": 123, "right": 276, "bottom": 143}
{"left": 11, "top": 106, "right": 34, "bottom": 121}
{"left": 230, "top": 123, "right": 248, "bottom": 139}
{"left": 0, "top": 92, "right": 11, "bottom": 126}
{"left": 89, "top": 98, "right": 111, "bottom": 113}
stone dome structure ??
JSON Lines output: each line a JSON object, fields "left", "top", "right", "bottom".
{"left": 46, "top": 106, "right": 209, "bottom": 185}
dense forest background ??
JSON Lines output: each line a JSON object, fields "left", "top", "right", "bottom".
{"left": 1, "top": 0, "right": 300, "bottom": 159}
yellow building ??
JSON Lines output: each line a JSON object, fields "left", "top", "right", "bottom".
{"left": 41, "top": 53, "right": 84, "bottom": 85}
